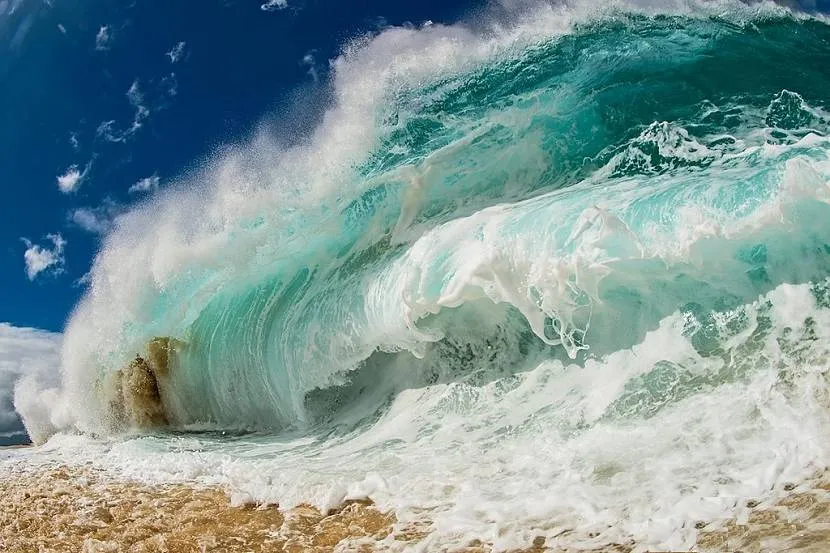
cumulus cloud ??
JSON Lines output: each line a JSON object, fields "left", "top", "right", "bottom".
{"left": 128, "top": 173, "right": 160, "bottom": 194}
{"left": 68, "top": 200, "right": 125, "bottom": 234}
{"left": 95, "top": 25, "right": 112, "bottom": 50}
{"left": 0, "top": 324, "right": 62, "bottom": 444}
{"left": 261, "top": 0, "right": 288, "bottom": 11}
{"left": 57, "top": 163, "right": 88, "bottom": 193}
{"left": 166, "top": 41, "right": 187, "bottom": 63}
{"left": 22, "top": 234, "right": 66, "bottom": 281}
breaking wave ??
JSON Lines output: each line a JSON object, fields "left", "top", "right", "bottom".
{"left": 14, "top": 1, "right": 830, "bottom": 549}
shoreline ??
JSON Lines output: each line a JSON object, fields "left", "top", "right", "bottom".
{"left": 0, "top": 463, "right": 399, "bottom": 553}
{"left": 2, "top": 460, "right": 830, "bottom": 552}
{"left": 0, "top": 460, "right": 624, "bottom": 553}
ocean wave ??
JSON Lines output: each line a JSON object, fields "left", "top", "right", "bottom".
{"left": 12, "top": 3, "right": 830, "bottom": 548}
{"left": 32, "top": 5, "right": 830, "bottom": 433}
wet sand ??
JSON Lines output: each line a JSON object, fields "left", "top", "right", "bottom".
{"left": 2, "top": 460, "right": 830, "bottom": 552}
{"left": 695, "top": 479, "right": 830, "bottom": 553}
{"left": 0, "top": 463, "right": 396, "bottom": 553}
{"left": 0, "top": 460, "right": 618, "bottom": 553}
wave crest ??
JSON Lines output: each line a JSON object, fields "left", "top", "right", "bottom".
{"left": 19, "top": 4, "right": 830, "bottom": 440}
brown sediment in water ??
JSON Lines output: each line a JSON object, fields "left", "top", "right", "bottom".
{"left": 113, "top": 337, "right": 183, "bottom": 431}
{"left": 3, "top": 464, "right": 830, "bottom": 553}
{"left": 147, "top": 337, "right": 175, "bottom": 379}
{"left": 119, "top": 355, "right": 169, "bottom": 428}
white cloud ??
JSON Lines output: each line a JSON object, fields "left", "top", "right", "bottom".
{"left": 97, "top": 80, "right": 151, "bottom": 142}
{"left": 95, "top": 25, "right": 111, "bottom": 50}
{"left": 73, "top": 271, "right": 92, "bottom": 288}
{"left": 128, "top": 173, "right": 160, "bottom": 194}
{"left": 127, "top": 80, "right": 150, "bottom": 133}
{"left": 162, "top": 72, "right": 178, "bottom": 97}
{"left": 69, "top": 208, "right": 109, "bottom": 234}
{"left": 69, "top": 132, "right": 80, "bottom": 151}
{"left": 261, "top": 0, "right": 288, "bottom": 11}
{"left": 56, "top": 164, "right": 87, "bottom": 193}
{"left": 166, "top": 41, "right": 187, "bottom": 63}
{"left": 95, "top": 119, "right": 123, "bottom": 142}
{"left": 69, "top": 201, "right": 125, "bottom": 234}
{"left": 301, "top": 51, "right": 319, "bottom": 82}
{"left": 0, "top": 324, "right": 62, "bottom": 443}
{"left": 22, "top": 234, "right": 66, "bottom": 281}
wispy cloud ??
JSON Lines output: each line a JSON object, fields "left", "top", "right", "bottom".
{"left": 162, "top": 72, "right": 178, "bottom": 98}
{"left": 73, "top": 271, "right": 92, "bottom": 288}
{"left": 0, "top": 323, "right": 61, "bottom": 441}
{"left": 301, "top": 51, "right": 319, "bottom": 82}
{"left": 261, "top": 0, "right": 288, "bottom": 11}
{"left": 69, "top": 132, "right": 80, "bottom": 151}
{"left": 56, "top": 163, "right": 89, "bottom": 193}
{"left": 95, "top": 25, "right": 112, "bottom": 51}
{"left": 128, "top": 173, "right": 160, "bottom": 194}
{"left": 21, "top": 234, "right": 66, "bottom": 281}
{"left": 9, "top": 12, "right": 34, "bottom": 52}
{"left": 95, "top": 120, "right": 122, "bottom": 142}
{"left": 96, "top": 80, "right": 151, "bottom": 143}
{"left": 127, "top": 80, "right": 150, "bottom": 133}
{"left": 68, "top": 200, "right": 125, "bottom": 234}
{"left": 166, "top": 41, "right": 187, "bottom": 63}
{"left": 69, "top": 208, "right": 109, "bottom": 234}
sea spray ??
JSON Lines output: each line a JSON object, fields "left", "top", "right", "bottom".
{"left": 12, "top": 1, "right": 830, "bottom": 550}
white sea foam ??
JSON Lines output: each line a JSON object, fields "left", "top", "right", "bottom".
{"left": 7, "top": 280, "right": 830, "bottom": 550}
{"left": 9, "top": 2, "right": 830, "bottom": 550}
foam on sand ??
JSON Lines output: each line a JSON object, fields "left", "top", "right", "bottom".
{"left": 3, "top": 458, "right": 830, "bottom": 552}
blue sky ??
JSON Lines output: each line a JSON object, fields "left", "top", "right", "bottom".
{"left": 0, "top": 0, "right": 481, "bottom": 333}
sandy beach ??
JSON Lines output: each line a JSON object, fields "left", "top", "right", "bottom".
{"left": 2, "top": 453, "right": 830, "bottom": 553}
{"left": 0, "top": 461, "right": 397, "bottom": 553}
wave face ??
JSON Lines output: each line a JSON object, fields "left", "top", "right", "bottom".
{"left": 16, "top": 1, "right": 830, "bottom": 549}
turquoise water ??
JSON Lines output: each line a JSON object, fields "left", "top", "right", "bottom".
{"left": 14, "top": 4, "right": 830, "bottom": 550}
{"left": 111, "top": 12, "right": 830, "bottom": 431}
